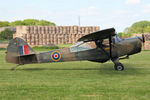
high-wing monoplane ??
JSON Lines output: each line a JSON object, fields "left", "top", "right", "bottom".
{"left": 6, "top": 28, "right": 145, "bottom": 71}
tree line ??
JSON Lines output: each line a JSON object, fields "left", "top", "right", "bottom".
{"left": 118, "top": 20, "right": 150, "bottom": 37}
{"left": 0, "top": 19, "right": 56, "bottom": 27}
{"left": 0, "top": 29, "right": 14, "bottom": 40}
{"left": 1, "top": 19, "right": 150, "bottom": 40}
{"left": 0, "top": 19, "right": 56, "bottom": 40}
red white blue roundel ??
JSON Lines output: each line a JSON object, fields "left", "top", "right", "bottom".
{"left": 51, "top": 51, "right": 61, "bottom": 61}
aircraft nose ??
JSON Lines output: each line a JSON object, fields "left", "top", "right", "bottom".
{"left": 137, "top": 37, "right": 143, "bottom": 47}
{"left": 125, "top": 37, "right": 142, "bottom": 55}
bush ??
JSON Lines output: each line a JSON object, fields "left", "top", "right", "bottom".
{"left": 0, "top": 28, "right": 14, "bottom": 40}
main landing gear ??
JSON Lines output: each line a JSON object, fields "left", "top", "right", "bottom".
{"left": 112, "top": 58, "right": 124, "bottom": 71}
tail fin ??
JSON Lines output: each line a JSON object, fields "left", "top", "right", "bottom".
{"left": 6, "top": 38, "right": 37, "bottom": 64}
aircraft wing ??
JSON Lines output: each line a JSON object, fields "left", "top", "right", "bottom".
{"left": 78, "top": 28, "right": 116, "bottom": 42}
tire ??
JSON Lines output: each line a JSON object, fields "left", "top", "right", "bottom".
{"left": 114, "top": 63, "right": 124, "bottom": 71}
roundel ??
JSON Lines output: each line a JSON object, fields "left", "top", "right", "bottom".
{"left": 51, "top": 51, "right": 61, "bottom": 61}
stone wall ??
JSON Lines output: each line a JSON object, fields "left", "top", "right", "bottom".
{"left": 14, "top": 26, "right": 100, "bottom": 46}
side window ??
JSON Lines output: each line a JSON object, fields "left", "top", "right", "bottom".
{"left": 102, "top": 39, "right": 109, "bottom": 46}
{"left": 70, "top": 41, "right": 96, "bottom": 52}
{"left": 112, "top": 36, "right": 122, "bottom": 43}
{"left": 95, "top": 39, "right": 109, "bottom": 47}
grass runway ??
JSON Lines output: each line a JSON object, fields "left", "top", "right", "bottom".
{"left": 0, "top": 48, "right": 150, "bottom": 100}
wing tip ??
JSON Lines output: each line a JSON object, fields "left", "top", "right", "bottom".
{"left": 78, "top": 28, "right": 116, "bottom": 42}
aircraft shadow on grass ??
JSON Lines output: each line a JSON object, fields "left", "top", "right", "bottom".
{"left": 12, "top": 63, "right": 146, "bottom": 76}
{"left": 98, "top": 63, "right": 142, "bottom": 75}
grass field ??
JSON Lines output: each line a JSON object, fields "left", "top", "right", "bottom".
{"left": 0, "top": 40, "right": 9, "bottom": 44}
{"left": 0, "top": 48, "right": 150, "bottom": 100}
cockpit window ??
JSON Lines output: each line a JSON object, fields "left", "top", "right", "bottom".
{"left": 112, "top": 36, "right": 122, "bottom": 43}
{"left": 70, "top": 41, "right": 96, "bottom": 52}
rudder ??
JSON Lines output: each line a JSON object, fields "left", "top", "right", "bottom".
{"left": 6, "top": 38, "right": 36, "bottom": 64}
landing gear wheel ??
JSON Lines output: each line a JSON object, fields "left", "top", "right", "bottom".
{"left": 114, "top": 63, "right": 124, "bottom": 71}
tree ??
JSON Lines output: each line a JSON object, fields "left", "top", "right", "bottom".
{"left": 124, "top": 20, "right": 150, "bottom": 35}
{"left": 144, "top": 26, "right": 150, "bottom": 33}
{"left": 0, "top": 28, "right": 14, "bottom": 40}
{"left": 0, "top": 19, "right": 56, "bottom": 27}
{"left": 9, "top": 20, "right": 25, "bottom": 26}
{"left": 0, "top": 21, "right": 10, "bottom": 27}
{"left": 117, "top": 32, "right": 132, "bottom": 38}
{"left": 131, "top": 20, "right": 150, "bottom": 33}
{"left": 118, "top": 32, "right": 124, "bottom": 38}
{"left": 124, "top": 27, "right": 132, "bottom": 34}
{"left": 132, "top": 21, "right": 150, "bottom": 28}
{"left": 36, "top": 20, "right": 56, "bottom": 26}
{"left": 23, "top": 19, "right": 39, "bottom": 25}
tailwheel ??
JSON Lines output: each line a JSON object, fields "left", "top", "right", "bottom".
{"left": 114, "top": 63, "right": 124, "bottom": 71}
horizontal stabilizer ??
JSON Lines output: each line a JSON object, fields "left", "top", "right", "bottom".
{"left": 78, "top": 28, "right": 116, "bottom": 42}
{"left": 17, "top": 53, "right": 38, "bottom": 64}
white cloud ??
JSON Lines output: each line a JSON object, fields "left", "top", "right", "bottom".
{"left": 114, "top": 10, "right": 130, "bottom": 15}
{"left": 143, "top": 4, "right": 150, "bottom": 13}
{"left": 78, "top": 6, "right": 101, "bottom": 16}
{"left": 126, "top": 0, "right": 140, "bottom": 5}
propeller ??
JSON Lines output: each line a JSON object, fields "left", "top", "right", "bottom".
{"left": 142, "top": 34, "right": 145, "bottom": 43}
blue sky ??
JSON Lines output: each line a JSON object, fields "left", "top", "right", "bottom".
{"left": 0, "top": 0, "right": 150, "bottom": 32}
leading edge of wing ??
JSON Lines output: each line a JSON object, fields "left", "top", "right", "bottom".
{"left": 78, "top": 28, "right": 116, "bottom": 42}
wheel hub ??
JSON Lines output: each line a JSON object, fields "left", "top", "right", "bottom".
{"left": 117, "top": 65, "right": 123, "bottom": 70}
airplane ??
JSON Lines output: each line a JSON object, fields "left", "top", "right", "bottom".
{"left": 5, "top": 28, "right": 145, "bottom": 71}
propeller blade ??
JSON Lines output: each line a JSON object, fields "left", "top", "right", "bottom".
{"left": 142, "top": 34, "right": 145, "bottom": 43}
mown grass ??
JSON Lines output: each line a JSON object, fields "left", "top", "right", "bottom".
{"left": 0, "top": 48, "right": 150, "bottom": 100}
{"left": 0, "top": 40, "right": 9, "bottom": 44}
{"left": 32, "top": 46, "right": 59, "bottom": 51}
{"left": 0, "top": 43, "right": 72, "bottom": 51}
{"left": 32, "top": 44, "right": 72, "bottom": 51}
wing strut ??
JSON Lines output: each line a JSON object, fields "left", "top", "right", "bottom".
{"left": 109, "top": 35, "right": 112, "bottom": 59}
{"left": 95, "top": 35, "right": 113, "bottom": 60}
